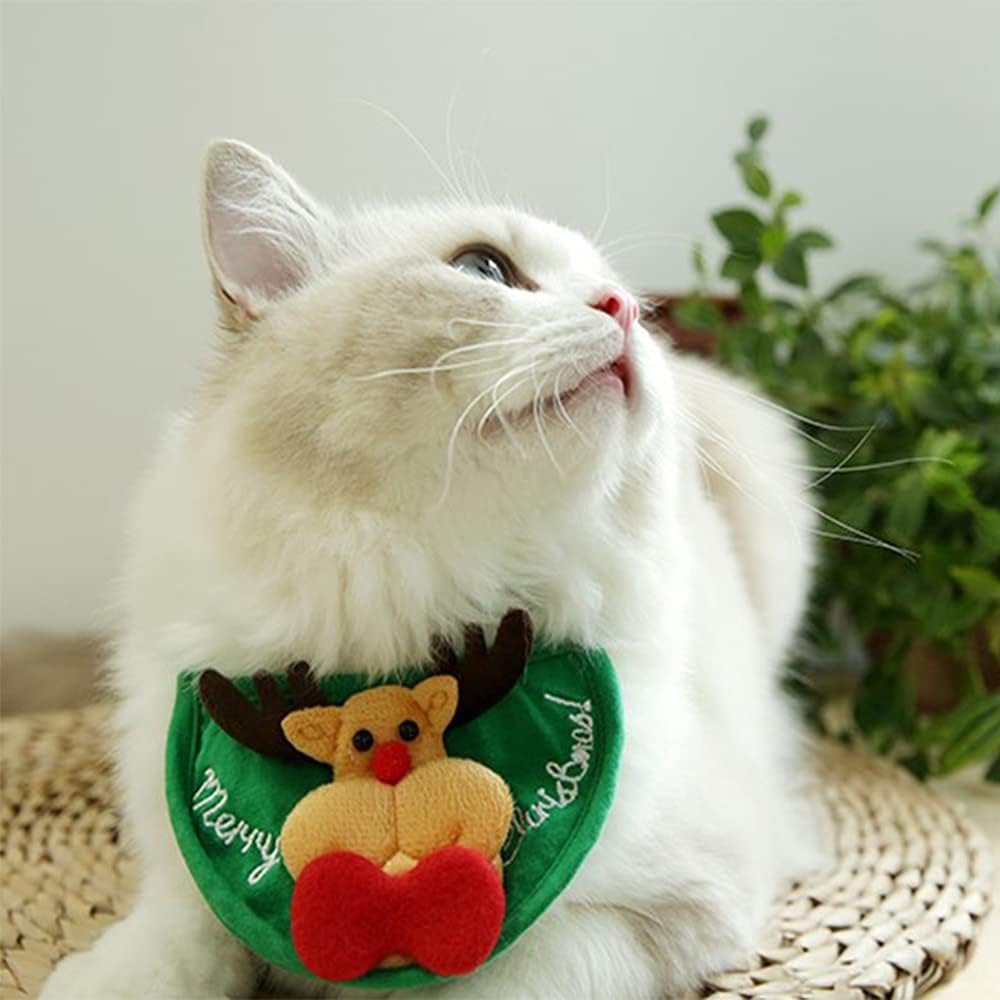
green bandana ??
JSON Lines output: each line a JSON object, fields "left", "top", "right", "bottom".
{"left": 165, "top": 642, "right": 622, "bottom": 989}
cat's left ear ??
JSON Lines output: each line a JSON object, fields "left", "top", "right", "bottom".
{"left": 201, "top": 139, "right": 326, "bottom": 327}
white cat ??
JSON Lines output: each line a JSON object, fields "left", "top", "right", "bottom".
{"left": 42, "top": 140, "right": 826, "bottom": 999}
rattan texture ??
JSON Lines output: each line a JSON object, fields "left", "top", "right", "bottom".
{"left": 1, "top": 707, "right": 992, "bottom": 999}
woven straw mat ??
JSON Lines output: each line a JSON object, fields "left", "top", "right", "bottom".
{"left": 0, "top": 706, "right": 993, "bottom": 999}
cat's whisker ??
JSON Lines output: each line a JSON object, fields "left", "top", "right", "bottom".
{"left": 478, "top": 362, "right": 539, "bottom": 432}
{"left": 806, "top": 456, "right": 951, "bottom": 475}
{"left": 681, "top": 407, "right": 808, "bottom": 558}
{"left": 433, "top": 380, "right": 508, "bottom": 511}
{"left": 812, "top": 505, "right": 917, "bottom": 560}
{"left": 806, "top": 422, "right": 877, "bottom": 488}
{"left": 551, "top": 367, "right": 590, "bottom": 445}
{"left": 685, "top": 408, "right": 916, "bottom": 560}
{"left": 347, "top": 98, "right": 466, "bottom": 204}
{"left": 686, "top": 411, "right": 937, "bottom": 476}
{"left": 477, "top": 372, "right": 535, "bottom": 452}
{"left": 679, "top": 370, "right": 872, "bottom": 433}
{"left": 434, "top": 359, "right": 542, "bottom": 509}
{"left": 590, "top": 155, "right": 613, "bottom": 247}
{"left": 444, "top": 85, "right": 464, "bottom": 202}
{"left": 531, "top": 369, "right": 563, "bottom": 476}
{"left": 435, "top": 333, "right": 532, "bottom": 364}
{"left": 352, "top": 356, "right": 503, "bottom": 383}
{"left": 595, "top": 228, "right": 695, "bottom": 254}
{"left": 445, "top": 317, "right": 532, "bottom": 331}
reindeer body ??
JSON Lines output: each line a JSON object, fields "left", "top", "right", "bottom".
{"left": 278, "top": 676, "right": 514, "bottom": 881}
{"left": 281, "top": 757, "right": 512, "bottom": 878}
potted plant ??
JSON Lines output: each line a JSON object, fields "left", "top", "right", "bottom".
{"left": 664, "top": 117, "right": 1000, "bottom": 779}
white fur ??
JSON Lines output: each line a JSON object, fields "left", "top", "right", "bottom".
{"left": 42, "top": 141, "right": 826, "bottom": 1000}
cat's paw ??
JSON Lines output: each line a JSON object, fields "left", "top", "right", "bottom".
{"left": 40, "top": 909, "right": 255, "bottom": 999}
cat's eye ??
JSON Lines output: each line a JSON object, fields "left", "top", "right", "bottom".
{"left": 398, "top": 719, "right": 419, "bottom": 742}
{"left": 352, "top": 729, "right": 374, "bottom": 752}
{"left": 449, "top": 246, "right": 514, "bottom": 287}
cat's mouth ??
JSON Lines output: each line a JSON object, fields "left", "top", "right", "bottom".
{"left": 487, "top": 350, "right": 634, "bottom": 435}
{"left": 560, "top": 352, "right": 634, "bottom": 405}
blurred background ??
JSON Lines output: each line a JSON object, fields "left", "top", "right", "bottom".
{"left": 2, "top": 0, "right": 999, "bottom": 707}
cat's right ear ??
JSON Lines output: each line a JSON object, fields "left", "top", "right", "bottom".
{"left": 201, "top": 139, "right": 326, "bottom": 330}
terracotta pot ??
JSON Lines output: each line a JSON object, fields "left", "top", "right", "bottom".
{"left": 643, "top": 294, "right": 736, "bottom": 355}
{"left": 904, "top": 629, "right": 1000, "bottom": 714}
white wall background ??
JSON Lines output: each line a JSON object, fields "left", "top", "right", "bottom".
{"left": 3, "top": 0, "right": 999, "bottom": 636}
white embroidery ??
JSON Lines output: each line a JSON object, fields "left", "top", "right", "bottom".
{"left": 502, "top": 693, "right": 595, "bottom": 865}
{"left": 192, "top": 768, "right": 283, "bottom": 884}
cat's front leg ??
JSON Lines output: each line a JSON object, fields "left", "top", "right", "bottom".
{"left": 40, "top": 871, "right": 258, "bottom": 999}
{"left": 42, "top": 645, "right": 259, "bottom": 999}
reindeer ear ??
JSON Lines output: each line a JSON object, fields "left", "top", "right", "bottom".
{"left": 412, "top": 675, "right": 459, "bottom": 733}
{"left": 201, "top": 139, "right": 326, "bottom": 328}
{"left": 281, "top": 706, "right": 341, "bottom": 764}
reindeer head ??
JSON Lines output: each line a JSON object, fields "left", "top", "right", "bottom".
{"left": 280, "top": 677, "right": 458, "bottom": 784}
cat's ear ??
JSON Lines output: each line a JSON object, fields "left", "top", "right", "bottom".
{"left": 201, "top": 139, "right": 326, "bottom": 327}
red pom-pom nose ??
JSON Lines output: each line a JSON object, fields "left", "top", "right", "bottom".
{"left": 371, "top": 740, "right": 411, "bottom": 784}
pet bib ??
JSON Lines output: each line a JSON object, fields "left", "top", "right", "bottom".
{"left": 165, "top": 635, "right": 623, "bottom": 989}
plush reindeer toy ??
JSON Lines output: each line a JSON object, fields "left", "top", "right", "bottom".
{"left": 279, "top": 675, "right": 514, "bottom": 979}
{"left": 193, "top": 610, "right": 528, "bottom": 981}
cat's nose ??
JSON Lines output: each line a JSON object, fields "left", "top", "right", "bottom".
{"left": 591, "top": 289, "right": 639, "bottom": 336}
{"left": 372, "top": 740, "right": 411, "bottom": 785}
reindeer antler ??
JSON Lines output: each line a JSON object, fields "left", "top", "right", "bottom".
{"left": 198, "top": 610, "right": 533, "bottom": 757}
{"left": 430, "top": 608, "right": 533, "bottom": 726}
{"left": 198, "top": 661, "right": 326, "bottom": 762}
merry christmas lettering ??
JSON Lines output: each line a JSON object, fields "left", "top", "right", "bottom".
{"left": 502, "top": 692, "right": 594, "bottom": 864}
{"left": 191, "top": 767, "right": 283, "bottom": 885}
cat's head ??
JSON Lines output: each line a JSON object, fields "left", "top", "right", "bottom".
{"left": 197, "top": 140, "right": 670, "bottom": 529}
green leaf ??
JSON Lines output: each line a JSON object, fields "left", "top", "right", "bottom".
{"left": 692, "top": 242, "right": 707, "bottom": 279}
{"left": 976, "top": 185, "right": 999, "bottom": 222}
{"left": 760, "top": 225, "right": 786, "bottom": 260}
{"left": 920, "top": 238, "right": 951, "bottom": 257}
{"left": 950, "top": 566, "right": 1000, "bottom": 602}
{"left": 974, "top": 507, "right": 1000, "bottom": 559}
{"left": 825, "top": 273, "right": 881, "bottom": 301}
{"left": 740, "top": 161, "right": 772, "bottom": 199}
{"left": 916, "top": 694, "right": 996, "bottom": 748}
{"left": 773, "top": 243, "right": 809, "bottom": 288}
{"left": 672, "top": 296, "right": 724, "bottom": 332}
{"left": 777, "top": 190, "right": 803, "bottom": 212}
{"left": 925, "top": 465, "right": 977, "bottom": 511}
{"left": 899, "top": 751, "right": 931, "bottom": 780}
{"left": 886, "top": 475, "right": 928, "bottom": 543}
{"left": 747, "top": 116, "right": 769, "bottom": 143}
{"left": 711, "top": 209, "right": 765, "bottom": 254}
{"left": 939, "top": 699, "right": 1000, "bottom": 773}
{"left": 794, "top": 229, "right": 834, "bottom": 251}
{"left": 720, "top": 252, "right": 761, "bottom": 283}
{"left": 987, "top": 754, "right": 1000, "bottom": 782}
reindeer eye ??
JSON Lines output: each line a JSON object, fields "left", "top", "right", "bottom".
{"left": 398, "top": 719, "right": 419, "bottom": 742}
{"left": 352, "top": 729, "right": 374, "bottom": 752}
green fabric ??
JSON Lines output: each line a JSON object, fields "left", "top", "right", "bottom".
{"left": 165, "top": 643, "right": 622, "bottom": 989}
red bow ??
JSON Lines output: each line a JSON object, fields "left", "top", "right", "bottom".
{"left": 291, "top": 846, "right": 506, "bottom": 981}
